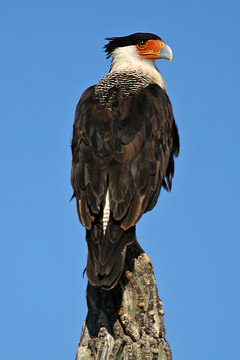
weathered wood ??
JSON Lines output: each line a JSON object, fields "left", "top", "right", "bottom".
{"left": 76, "top": 243, "right": 172, "bottom": 360}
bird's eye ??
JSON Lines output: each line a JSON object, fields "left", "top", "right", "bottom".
{"left": 139, "top": 40, "right": 146, "bottom": 46}
{"left": 136, "top": 40, "right": 148, "bottom": 50}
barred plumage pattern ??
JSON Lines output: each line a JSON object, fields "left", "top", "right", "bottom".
{"left": 95, "top": 71, "right": 152, "bottom": 104}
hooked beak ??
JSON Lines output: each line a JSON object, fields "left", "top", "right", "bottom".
{"left": 158, "top": 44, "right": 173, "bottom": 62}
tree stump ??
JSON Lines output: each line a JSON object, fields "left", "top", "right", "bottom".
{"left": 75, "top": 243, "right": 172, "bottom": 360}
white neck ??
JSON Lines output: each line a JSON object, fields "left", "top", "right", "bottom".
{"left": 109, "top": 45, "right": 166, "bottom": 90}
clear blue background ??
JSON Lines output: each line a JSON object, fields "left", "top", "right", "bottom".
{"left": 1, "top": 0, "right": 239, "bottom": 359}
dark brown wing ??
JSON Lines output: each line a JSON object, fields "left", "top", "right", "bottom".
{"left": 71, "top": 83, "right": 179, "bottom": 288}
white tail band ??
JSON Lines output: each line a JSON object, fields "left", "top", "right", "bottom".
{"left": 103, "top": 188, "right": 110, "bottom": 235}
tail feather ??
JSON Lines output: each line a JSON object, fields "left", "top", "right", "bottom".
{"left": 86, "top": 219, "right": 136, "bottom": 289}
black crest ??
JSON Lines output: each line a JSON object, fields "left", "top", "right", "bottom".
{"left": 104, "top": 32, "right": 162, "bottom": 58}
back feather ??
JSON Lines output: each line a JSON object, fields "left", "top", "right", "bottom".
{"left": 71, "top": 78, "right": 179, "bottom": 289}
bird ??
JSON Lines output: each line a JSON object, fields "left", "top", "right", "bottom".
{"left": 71, "top": 33, "right": 179, "bottom": 290}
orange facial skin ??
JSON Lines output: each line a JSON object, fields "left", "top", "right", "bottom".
{"left": 136, "top": 39, "right": 165, "bottom": 59}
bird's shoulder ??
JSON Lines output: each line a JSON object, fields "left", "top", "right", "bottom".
{"left": 73, "top": 78, "right": 174, "bottom": 140}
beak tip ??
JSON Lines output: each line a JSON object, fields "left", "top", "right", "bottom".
{"left": 159, "top": 44, "right": 173, "bottom": 62}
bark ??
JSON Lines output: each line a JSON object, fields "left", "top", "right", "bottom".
{"left": 75, "top": 243, "right": 172, "bottom": 360}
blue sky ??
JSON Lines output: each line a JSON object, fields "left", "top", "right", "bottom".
{"left": 1, "top": 0, "right": 240, "bottom": 359}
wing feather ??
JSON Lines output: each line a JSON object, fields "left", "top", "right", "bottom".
{"left": 71, "top": 82, "right": 179, "bottom": 288}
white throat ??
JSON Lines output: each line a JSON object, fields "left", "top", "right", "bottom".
{"left": 109, "top": 45, "right": 166, "bottom": 90}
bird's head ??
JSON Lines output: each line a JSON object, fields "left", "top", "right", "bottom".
{"left": 105, "top": 33, "right": 173, "bottom": 62}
